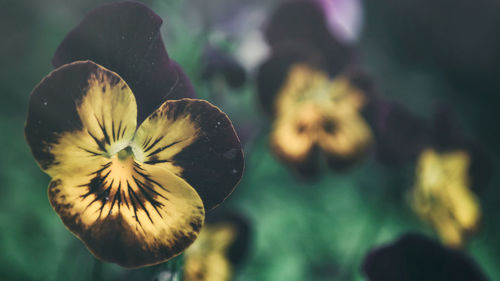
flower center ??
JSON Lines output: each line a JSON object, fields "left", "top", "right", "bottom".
{"left": 117, "top": 146, "right": 134, "bottom": 161}
{"left": 79, "top": 144, "right": 167, "bottom": 224}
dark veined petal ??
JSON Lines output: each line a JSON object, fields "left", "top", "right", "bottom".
{"left": 25, "top": 60, "right": 137, "bottom": 176}
{"left": 49, "top": 162, "right": 205, "bottom": 267}
{"left": 49, "top": 161, "right": 204, "bottom": 268}
{"left": 132, "top": 99, "right": 244, "bottom": 211}
{"left": 52, "top": 1, "right": 195, "bottom": 124}
{"left": 362, "top": 233, "right": 489, "bottom": 281}
{"left": 26, "top": 61, "right": 205, "bottom": 268}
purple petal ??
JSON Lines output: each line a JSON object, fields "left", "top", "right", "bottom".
{"left": 52, "top": 1, "right": 195, "bottom": 124}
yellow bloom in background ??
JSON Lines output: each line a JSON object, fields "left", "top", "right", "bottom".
{"left": 183, "top": 212, "right": 250, "bottom": 281}
{"left": 271, "top": 63, "right": 373, "bottom": 169}
{"left": 183, "top": 223, "right": 237, "bottom": 281}
{"left": 411, "top": 148, "right": 480, "bottom": 247}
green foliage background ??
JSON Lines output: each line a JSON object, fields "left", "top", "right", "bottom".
{"left": 0, "top": 0, "right": 499, "bottom": 280}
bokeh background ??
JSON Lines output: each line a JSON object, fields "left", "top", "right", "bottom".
{"left": 1, "top": 0, "right": 499, "bottom": 280}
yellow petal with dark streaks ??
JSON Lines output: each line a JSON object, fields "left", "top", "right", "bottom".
{"left": 48, "top": 153, "right": 204, "bottom": 268}
{"left": 25, "top": 60, "right": 137, "bottom": 177}
{"left": 132, "top": 101, "right": 199, "bottom": 175}
{"left": 132, "top": 99, "right": 243, "bottom": 212}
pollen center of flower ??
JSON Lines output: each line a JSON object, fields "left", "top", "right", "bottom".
{"left": 117, "top": 146, "right": 134, "bottom": 161}
{"left": 110, "top": 149, "right": 136, "bottom": 181}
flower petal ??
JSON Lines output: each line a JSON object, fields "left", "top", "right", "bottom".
{"left": 25, "top": 61, "right": 137, "bottom": 177}
{"left": 204, "top": 211, "right": 251, "bottom": 267}
{"left": 48, "top": 159, "right": 204, "bottom": 268}
{"left": 257, "top": 43, "right": 331, "bottom": 116}
{"left": 319, "top": 112, "right": 373, "bottom": 169}
{"left": 411, "top": 149, "right": 481, "bottom": 247}
{"left": 132, "top": 99, "right": 243, "bottom": 211}
{"left": 52, "top": 1, "right": 195, "bottom": 124}
{"left": 184, "top": 223, "right": 236, "bottom": 281}
{"left": 265, "top": 0, "right": 353, "bottom": 71}
{"left": 270, "top": 108, "right": 316, "bottom": 165}
{"left": 270, "top": 63, "right": 373, "bottom": 170}
{"left": 183, "top": 211, "right": 251, "bottom": 281}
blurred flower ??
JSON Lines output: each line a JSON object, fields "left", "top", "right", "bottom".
{"left": 372, "top": 102, "right": 489, "bottom": 247}
{"left": 201, "top": 45, "right": 247, "bottom": 89}
{"left": 269, "top": 64, "right": 373, "bottom": 174}
{"left": 257, "top": 0, "right": 375, "bottom": 176}
{"left": 183, "top": 211, "right": 251, "bottom": 281}
{"left": 409, "top": 107, "right": 490, "bottom": 247}
{"left": 411, "top": 149, "right": 479, "bottom": 247}
{"left": 25, "top": 2, "right": 243, "bottom": 268}
{"left": 363, "top": 233, "right": 489, "bottom": 281}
